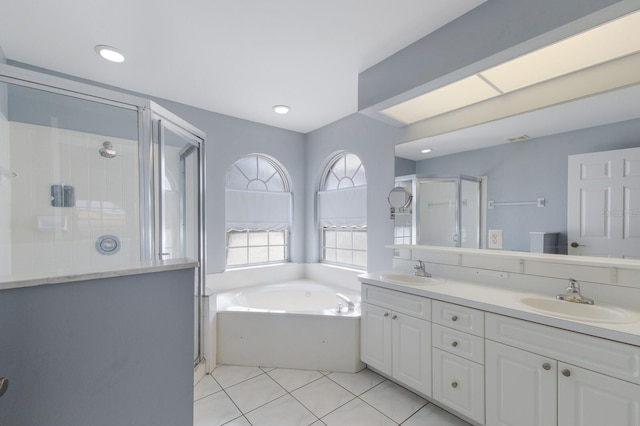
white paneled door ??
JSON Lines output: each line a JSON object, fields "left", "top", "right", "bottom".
{"left": 568, "top": 147, "right": 640, "bottom": 258}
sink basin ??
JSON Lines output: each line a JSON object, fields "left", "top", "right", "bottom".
{"left": 517, "top": 296, "right": 639, "bottom": 324}
{"left": 379, "top": 272, "right": 444, "bottom": 286}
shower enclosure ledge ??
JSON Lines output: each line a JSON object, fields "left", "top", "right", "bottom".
{"left": 0, "top": 258, "right": 199, "bottom": 291}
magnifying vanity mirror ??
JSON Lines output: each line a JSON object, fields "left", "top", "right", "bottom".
{"left": 388, "top": 186, "right": 412, "bottom": 209}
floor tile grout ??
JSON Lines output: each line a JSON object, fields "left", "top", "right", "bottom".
{"left": 197, "top": 365, "right": 470, "bottom": 426}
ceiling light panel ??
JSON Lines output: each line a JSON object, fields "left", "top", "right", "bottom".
{"left": 380, "top": 75, "right": 501, "bottom": 124}
{"left": 480, "top": 10, "right": 640, "bottom": 93}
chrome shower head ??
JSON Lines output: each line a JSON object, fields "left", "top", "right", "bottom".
{"left": 99, "top": 141, "right": 116, "bottom": 158}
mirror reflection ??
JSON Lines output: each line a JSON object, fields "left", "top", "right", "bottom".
{"left": 393, "top": 10, "right": 640, "bottom": 260}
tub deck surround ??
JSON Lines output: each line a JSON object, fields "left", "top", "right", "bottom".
{"left": 359, "top": 273, "right": 640, "bottom": 346}
{"left": 0, "top": 258, "right": 199, "bottom": 291}
{"left": 216, "top": 278, "right": 364, "bottom": 373}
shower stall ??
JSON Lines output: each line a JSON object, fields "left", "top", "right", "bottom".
{"left": 0, "top": 64, "right": 207, "bottom": 366}
{"left": 417, "top": 176, "right": 482, "bottom": 248}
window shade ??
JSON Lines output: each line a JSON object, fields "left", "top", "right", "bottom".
{"left": 318, "top": 186, "right": 367, "bottom": 228}
{"left": 225, "top": 189, "right": 291, "bottom": 231}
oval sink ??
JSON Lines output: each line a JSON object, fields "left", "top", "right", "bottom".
{"left": 517, "top": 296, "right": 639, "bottom": 324}
{"left": 379, "top": 272, "right": 444, "bottom": 286}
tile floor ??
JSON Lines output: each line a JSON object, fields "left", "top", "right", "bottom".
{"left": 194, "top": 365, "right": 472, "bottom": 426}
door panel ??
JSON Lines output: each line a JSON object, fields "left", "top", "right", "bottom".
{"left": 558, "top": 362, "right": 640, "bottom": 426}
{"left": 486, "top": 341, "right": 557, "bottom": 426}
{"left": 568, "top": 147, "right": 640, "bottom": 258}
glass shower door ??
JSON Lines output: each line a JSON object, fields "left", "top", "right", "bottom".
{"left": 155, "top": 116, "right": 204, "bottom": 365}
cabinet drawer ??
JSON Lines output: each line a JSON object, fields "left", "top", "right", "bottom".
{"left": 362, "top": 284, "right": 430, "bottom": 320}
{"left": 486, "top": 313, "right": 640, "bottom": 385}
{"left": 433, "top": 348, "right": 485, "bottom": 424}
{"left": 432, "top": 324, "right": 484, "bottom": 364}
{"left": 432, "top": 301, "right": 484, "bottom": 337}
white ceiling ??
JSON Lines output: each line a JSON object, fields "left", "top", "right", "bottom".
{"left": 0, "top": 0, "right": 486, "bottom": 133}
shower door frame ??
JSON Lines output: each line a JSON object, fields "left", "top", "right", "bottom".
{"left": 149, "top": 106, "right": 206, "bottom": 366}
{"left": 0, "top": 63, "right": 208, "bottom": 366}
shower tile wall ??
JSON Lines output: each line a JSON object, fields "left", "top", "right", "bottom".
{"left": 8, "top": 121, "right": 139, "bottom": 276}
{"left": 0, "top": 110, "right": 11, "bottom": 274}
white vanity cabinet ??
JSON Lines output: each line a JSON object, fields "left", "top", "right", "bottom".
{"left": 361, "top": 284, "right": 432, "bottom": 396}
{"left": 432, "top": 301, "right": 485, "bottom": 424}
{"left": 486, "top": 313, "right": 640, "bottom": 426}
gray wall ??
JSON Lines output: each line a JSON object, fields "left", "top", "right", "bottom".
{"left": 358, "top": 0, "right": 626, "bottom": 110}
{"left": 148, "top": 99, "right": 306, "bottom": 273}
{"left": 305, "top": 113, "right": 397, "bottom": 270}
{"left": 415, "top": 118, "right": 640, "bottom": 252}
{"left": 395, "top": 157, "right": 416, "bottom": 177}
{"left": 0, "top": 269, "right": 195, "bottom": 426}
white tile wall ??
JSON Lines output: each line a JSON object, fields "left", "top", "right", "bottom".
{"left": 9, "top": 121, "right": 140, "bottom": 277}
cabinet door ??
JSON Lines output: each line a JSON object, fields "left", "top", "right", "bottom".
{"left": 486, "top": 341, "right": 557, "bottom": 426}
{"left": 392, "top": 312, "right": 431, "bottom": 396}
{"left": 433, "top": 348, "right": 485, "bottom": 424}
{"left": 360, "top": 302, "right": 392, "bottom": 375}
{"left": 558, "top": 362, "right": 640, "bottom": 426}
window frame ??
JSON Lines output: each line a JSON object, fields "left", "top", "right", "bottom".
{"left": 318, "top": 152, "right": 367, "bottom": 270}
{"left": 225, "top": 154, "right": 291, "bottom": 268}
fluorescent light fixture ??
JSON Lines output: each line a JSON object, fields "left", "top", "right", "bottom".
{"left": 377, "top": 10, "right": 640, "bottom": 126}
{"left": 94, "top": 45, "right": 125, "bottom": 63}
{"left": 273, "top": 105, "right": 290, "bottom": 114}
{"left": 480, "top": 10, "right": 640, "bottom": 93}
{"left": 421, "top": 148, "right": 433, "bottom": 154}
{"left": 380, "top": 75, "right": 501, "bottom": 124}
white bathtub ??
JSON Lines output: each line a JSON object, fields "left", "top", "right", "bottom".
{"left": 216, "top": 279, "right": 364, "bottom": 373}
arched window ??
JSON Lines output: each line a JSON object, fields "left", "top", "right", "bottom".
{"left": 318, "top": 152, "right": 367, "bottom": 269}
{"left": 225, "top": 154, "right": 291, "bottom": 267}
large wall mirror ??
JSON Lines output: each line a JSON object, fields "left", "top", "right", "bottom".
{"left": 393, "top": 8, "right": 640, "bottom": 260}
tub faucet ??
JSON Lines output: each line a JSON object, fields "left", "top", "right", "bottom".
{"left": 556, "top": 278, "right": 594, "bottom": 305}
{"left": 414, "top": 260, "right": 432, "bottom": 277}
{"left": 336, "top": 293, "right": 355, "bottom": 311}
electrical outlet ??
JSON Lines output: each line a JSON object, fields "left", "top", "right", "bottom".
{"left": 488, "top": 230, "right": 503, "bottom": 249}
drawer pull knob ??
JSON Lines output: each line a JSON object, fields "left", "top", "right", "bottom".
{"left": 451, "top": 381, "right": 458, "bottom": 388}
{"left": 392, "top": 314, "right": 398, "bottom": 320}
{"left": 542, "top": 363, "right": 551, "bottom": 371}
{"left": 562, "top": 369, "right": 571, "bottom": 377}
{"left": 384, "top": 312, "right": 389, "bottom": 317}
{"left": 451, "top": 341, "right": 458, "bottom": 347}
{"left": 451, "top": 315, "right": 458, "bottom": 322}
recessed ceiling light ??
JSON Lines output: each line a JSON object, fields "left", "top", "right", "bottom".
{"left": 273, "top": 105, "right": 290, "bottom": 114}
{"left": 94, "top": 45, "right": 125, "bottom": 63}
{"left": 421, "top": 148, "right": 433, "bottom": 154}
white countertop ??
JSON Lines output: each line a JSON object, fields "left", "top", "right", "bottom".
{"left": 0, "top": 258, "right": 199, "bottom": 291}
{"left": 359, "top": 272, "right": 640, "bottom": 347}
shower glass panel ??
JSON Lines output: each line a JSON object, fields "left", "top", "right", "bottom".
{"left": 0, "top": 82, "right": 140, "bottom": 279}
{"left": 417, "top": 176, "right": 481, "bottom": 248}
{"left": 154, "top": 117, "right": 204, "bottom": 365}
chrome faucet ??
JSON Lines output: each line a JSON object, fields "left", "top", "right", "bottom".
{"left": 336, "top": 293, "right": 355, "bottom": 312}
{"left": 413, "top": 260, "right": 432, "bottom": 277}
{"left": 556, "top": 278, "right": 594, "bottom": 305}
